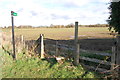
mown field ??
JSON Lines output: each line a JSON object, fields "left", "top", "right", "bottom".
{"left": 2, "top": 27, "right": 113, "bottom": 40}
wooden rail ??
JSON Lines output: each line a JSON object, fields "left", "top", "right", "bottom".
{"left": 80, "top": 49, "right": 111, "bottom": 56}
{"left": 47, "top": 43, "right": 111, "bottom": 56}
{"left": 81, "top": 64, "right": 108, "bottom": 72}
{"left": 80, "top": 56, "right": 111, "bottom": 65}
{"left": 46, "top": 43, "right": 112, "bottom": 73}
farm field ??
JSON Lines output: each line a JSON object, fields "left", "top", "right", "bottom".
{"left": 2, "top": 27, "right": 115, "bottom": 51}
{"left": 2, "top": 27, "right": 113, "bottom": 40}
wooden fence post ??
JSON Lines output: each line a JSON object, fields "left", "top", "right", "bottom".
{"left": 20, "top": 35, "right": 25, "bottom": 48}
{"left": 55, "top": 40, "right": 59, "bottom": 57}
{"left": 111, "top": 46, "right": 116, "bottom": 78}
{"left": 26, "top": 42, "right": 28, "bottom": 50}
{"left": 116, "top": 35, "right": 120, "bottom": 77}
{"left": 0, "top": 30, "right": 1, "bottom": 48}
{"left": 0, "top": 51, "right": 1, "bottom": 79}
{"left": 73, "top": 21, "right": 79, "bottom": 66}
{"left": 40, "top": 34, "right": 45, "bottom": 59}
{"left": 21, "top": 35, "right": 24, "bottom": 44}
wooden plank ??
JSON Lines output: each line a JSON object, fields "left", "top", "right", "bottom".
{"left": 47, "top": 44, "right": 111, "bottom": 56}
{"left": 47, "top": 44, "right": 74, "bottom": 51}
{"left": 49, "top": 51, "right": 55, "bottom": 54}
{"left": 81, "top": 64, "right": 108, "bottom": 73}
{"left": 57, "top": 45, "right": 111, "bottom": 57}
{"left": 80, "top": 49, "right": 111, "bottom": 56}
{"left": 80, "top": 56, "right": 111, "bottom": 65}
{"left": 49, "top": 50, "right": 111, "bottom": 66}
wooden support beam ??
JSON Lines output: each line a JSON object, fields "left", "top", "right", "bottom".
{"left": 73, "top": 21, "right": 79, "bottom": 66}
{"left": 40, "top": 34, "right": 45, "bottom": 59}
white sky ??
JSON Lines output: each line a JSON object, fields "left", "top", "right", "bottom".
{"left": 0, "top": 0, "right": 110, "bottom": 27}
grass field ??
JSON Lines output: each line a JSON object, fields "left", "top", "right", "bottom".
{"left": 2, "top": 27, "right": 113, "bottom": 40}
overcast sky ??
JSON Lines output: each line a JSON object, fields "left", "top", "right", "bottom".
{"left": 0, "top": 0, "right": 110, "bottom": 27}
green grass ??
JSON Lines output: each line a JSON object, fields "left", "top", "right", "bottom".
{"left": 1, "top": 48, "right": 101, "bottom": 78}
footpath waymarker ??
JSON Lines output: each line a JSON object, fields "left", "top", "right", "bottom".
{"left": 11, "top": 11, "right": 17, "bottom": 60}
{"left": 11, "top": 11, "right": 17, "bottom": 16}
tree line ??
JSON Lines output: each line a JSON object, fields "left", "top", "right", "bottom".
{"left": 3, "top": 24, "right": 109, "bottom": 28}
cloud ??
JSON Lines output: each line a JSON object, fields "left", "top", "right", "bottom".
{"left": 50, "top": 14, "right": 70, "bottom": 20}
{"left": 17, "top": 8, "right": 24, "bottom": 12}
{"left": 55, "top": 0, "right": 90, "bottom": 8}
{"left": 30, "top": 11, "right": 38, "bottom": 16}
{"left": 0, "top": 0, "right": 110, "bottom": 27}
